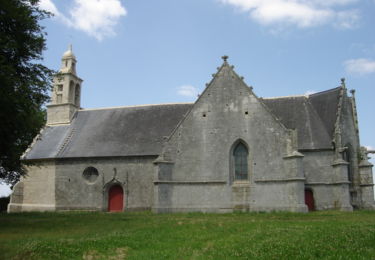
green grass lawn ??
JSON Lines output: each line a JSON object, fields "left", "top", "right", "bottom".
{"left": 0, "top": 211, "right": 374, "bottom": 259}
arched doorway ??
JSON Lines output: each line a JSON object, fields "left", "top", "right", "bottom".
{"left": 304, "top": 189, "right": 315, "bottom": 211}
{"left": 108, "top": 185, "right": 124, "bottom": 212}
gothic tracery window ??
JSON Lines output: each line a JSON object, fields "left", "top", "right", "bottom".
{"left": 233, "top": 142, "right": 248, "bottom": 180}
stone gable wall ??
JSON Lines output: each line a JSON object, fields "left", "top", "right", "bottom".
{"left": 154, "top": 65, "right": 306, "bottom": 212}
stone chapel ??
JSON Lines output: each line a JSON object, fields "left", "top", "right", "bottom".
{"left": 8, "top": 47, "right": 375, "bottom": 213}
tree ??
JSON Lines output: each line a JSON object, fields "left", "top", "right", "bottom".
{"left": 0, "top": 0, "right": 53, "bottom": 185}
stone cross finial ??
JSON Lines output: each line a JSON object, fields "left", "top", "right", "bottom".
{"left": 222, "top": 55, "right": 229, "bottom": 62}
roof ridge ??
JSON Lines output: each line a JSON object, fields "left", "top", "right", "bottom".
{"left": 262, "top": 95, "right": 306, "bottom": 100}
{"left": 263, "top": 87, "right": 342, "bottom": 100}
{"left": 309, "top": 86, "right": 341, "bottom": 97}
{"left": 80, "top": 102, "right": 194, "bottom": 112}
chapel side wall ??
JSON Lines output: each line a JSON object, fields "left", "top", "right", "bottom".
{"left": 8, "top": 161, "right": 56, "bottom": 212}
{"left": 155, "top": 65, "right": 306, "bottom": 213}
{"left": 55, "top": 157, "right": 155, "bottom": 211}
{"left": 303, "top": 151, "right": 351, "bottom": 210}
{"left": 339, "top": 94, "right": 374, "bottom": 208}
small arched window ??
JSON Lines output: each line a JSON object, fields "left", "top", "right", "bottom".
{"left": 233, "top": 142, "right": 248, "bottom": 180}
{"left": 69, "top": 81, "right": 75, "bottom": 103}
{"left": 75, "top": 84, "right": 80, "bottom": 107}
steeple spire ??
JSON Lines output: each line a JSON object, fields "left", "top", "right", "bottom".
{"left": 47, "top": 45, "right": 83, "bottom": 125}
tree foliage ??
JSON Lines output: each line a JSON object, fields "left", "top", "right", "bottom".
{"left": 0, "top": 0, "right": 53, "bottom": 185}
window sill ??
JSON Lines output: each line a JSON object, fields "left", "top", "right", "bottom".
{"left": 232, "top": 181, "right": 251, "bottom": 187}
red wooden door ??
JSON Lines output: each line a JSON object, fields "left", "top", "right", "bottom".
{"left": 108, "top": 185, "right": 124, "bottom": 212}
{"left": 305, "top": 189, "right": 315, "bottom": 211}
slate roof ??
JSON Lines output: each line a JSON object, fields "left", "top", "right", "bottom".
{"left": 24, "top": 88, "right": 341, "bottom": 160}
{"left": 24, "top": 104, "right": 193, "bottom": 160}
{"left": 261, "top": 87, "right": 341, "bottom": 150}
{"left": 309, "top": 87, "right": 341, "bottom": 138}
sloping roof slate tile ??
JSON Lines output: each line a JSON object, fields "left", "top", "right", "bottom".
{"left": 261, "top": 96, "right": 334, "bottom": 150}
{"left": 24, "top": 104, "right": 192, "bottom": 160}
{"left": 24, "top": 87, "right": 340, "bottom": 160}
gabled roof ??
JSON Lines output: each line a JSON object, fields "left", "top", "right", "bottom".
{"left": 24, "top": 104, "right": 193, "bottom": 160}
{"left": 261, "top": 87, "right": 341, "bottom": 150}
{"left": 23, "top": 81, "right": 342, "bottom": 160}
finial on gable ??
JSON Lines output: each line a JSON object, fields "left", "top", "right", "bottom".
{"left": 340, "top": 78, "right": 346, "bottom": 89}
{"left": 221, "top": 55, "right": 229, "bottom": 63}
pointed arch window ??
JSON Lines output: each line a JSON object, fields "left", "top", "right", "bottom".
{"left": 233, "top": 142, "right": 248, "bottom": 180}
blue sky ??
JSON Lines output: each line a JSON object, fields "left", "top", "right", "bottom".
{"left": 1, "top": 0, "right": 375, "bottom": 196}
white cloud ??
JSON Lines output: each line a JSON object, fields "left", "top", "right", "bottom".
{"left": 69, "top": 0, "right": 127, "bottom": 40}
{"left": 39, "top": 0, "right": 60, "bottom": 15}
{"left": 334, "top": 10, "right": 359, "bottom": 29}
{"left": 309, "top": 0, "right": 358, "bottom": 7}
{"left": 220, "top": 0, "right": 359, "bottom": 29}
{"left": 177, "top": 85, "right": 199, "bottom": 97}
{"left": 0, "top": 182, "right": 11, "bottom": 198}
{"left": 344, "top": 58, "right": 375, "bottom": 75}
{"left": 38, "top": 0, "right": 72, "bottom": 25}
{"left": 38, "top": 0, "right": 127, "bottom": 41}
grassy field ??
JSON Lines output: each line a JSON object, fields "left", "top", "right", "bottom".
{"left": 0, "top": 211, "right": 374, "bottom": 259}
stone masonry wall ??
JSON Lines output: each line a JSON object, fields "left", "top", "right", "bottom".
{"left": 303, "top": 151, "right": 352, "bottom": 210}
{"left": 8, "top": 161, "right": 56, "bottom": 212}
{"left": 154, "top": 63, "right": 306, "bottom": 213}
{"left": 55, "top": 157, "right": 156, "bottom": 211}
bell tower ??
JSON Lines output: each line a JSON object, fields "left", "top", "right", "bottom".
{"left": 47, "top": 45, "right": 83, "bottom": 125}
